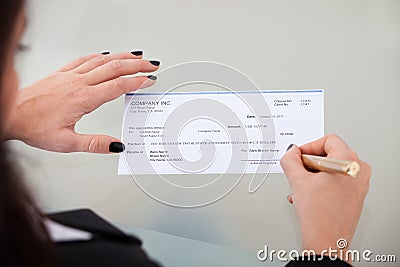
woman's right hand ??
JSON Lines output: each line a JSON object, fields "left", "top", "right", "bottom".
{"left": 280, "top": 134, "right": 371, "bottom": 261}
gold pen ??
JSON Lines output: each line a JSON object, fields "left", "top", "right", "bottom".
{"left": 301, "top": 154, "right": 360, "bottom": 178}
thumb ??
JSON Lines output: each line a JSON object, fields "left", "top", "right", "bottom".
{"left": 280, "top": 144, "right": 309, "bottom": 183}
{"left": 73, "top": 133, "right": 125, "bottom": 154}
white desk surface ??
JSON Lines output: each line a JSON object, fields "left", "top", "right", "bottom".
{"left": 120, "top": 225, "right": 278, "bottom": 267}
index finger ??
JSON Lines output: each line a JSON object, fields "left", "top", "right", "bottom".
{"left": 300, "top": 134, "right": 358, "bottom": 160}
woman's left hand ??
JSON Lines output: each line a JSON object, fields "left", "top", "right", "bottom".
{"left": 5, "top": 51, "right": 160, "bottom": 153}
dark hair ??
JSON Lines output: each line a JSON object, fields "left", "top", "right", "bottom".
{"left": 0, "top": 1, "right": 57, "bottom": 266}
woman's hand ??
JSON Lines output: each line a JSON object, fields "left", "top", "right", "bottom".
{"left": 280, "top": 134, "right": 371, "bottom": 261}
{"left": 5, "top": 52, "right": 160, "bottom": 153}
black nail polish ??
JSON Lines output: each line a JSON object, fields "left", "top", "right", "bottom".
{"left": 150, "top": 60, "right": 160, "bottom": 66}
{"left": 286, "top": 144, "right": 294, "bottom": 151}
{"left": 101, "top": 51, "right": 110, "bottom": 55}
{"left": 147, "top": 75, "right": 157, "bottom": 80}
{"left": 131, "top": 50, "right": 143, "bottom": 56}
{"left": 109, "top": 142, "right": 125, "bottom": 153}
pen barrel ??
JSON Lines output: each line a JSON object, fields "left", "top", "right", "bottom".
{"left": 301, "top": 154, "right": 360, "bottom": 177}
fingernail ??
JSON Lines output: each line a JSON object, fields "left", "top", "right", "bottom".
{"left": 286, "top": 144, "right": 294, "bottom": 151}
{"left": 150, "top": 60, "right": 160, "bottom": 66}
{"left": 147, "top": 75, "right": 157, "bottom": 80}
{"left": 131, "top": 50, "right": 143, "bottom": 56}
{"left": 101, "top": 51, "right": 110, "bottom": 55}
{"left": 109, "top": 142, "right": 125, "bottom": 153}
{"left": 287, "top": 194, "right": 293, "bottom": 204}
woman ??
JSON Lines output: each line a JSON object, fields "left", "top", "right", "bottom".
{"left": 1, "top": 0, "right": 371, "bottom": 266}
{"left": 1, "top": 1, "right": 56, "bottom": 266}
{"left": 1, "top": 1, "right": 161, "bottom": 266}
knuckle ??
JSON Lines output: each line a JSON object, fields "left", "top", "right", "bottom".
{"left": 70, "top": 87, "right": 91, "bottom": 100}
{"left": 280, "top": 153, "right": 289, "bottom": 168}
{"left": 348, "top": 150, "right": 358, "bottom": 161}
{"left": 48, "top": 71, "right": 63, "bottom": 81}
{"left": 326, "top": 133, "right": 359, "bottom": 160}
{"left": 357, "top": 161, "right": 372, "bottom": 189}
{"left": 80, "top": 55, "right": 95, "bottom": 63}
{"left": 86, "top": 54, "right": 98, "bottom": 60}
{"left": 109, "top": 59, "right": 123, "bottom": 73}
{"left": 366, "top": 162, "right": 372, "bottom": 175}
{"left": 68, "top": 88, "right": 94, "bottom": 112}
{"left": 88, "top": 137, "right": 101, "bottom": 153}
{"left": 279, "top": 160, "right": 286, "bottom": 170}
{"left": 114, "top": 77, "right": 127, "bottom": 92}
{"left": 326, "top": 133, "right": 340, "bottom": 141}
{"left": 82, "top": 54, "right": 97, "bottom": 60}
{"left": 68, "top": 73, "right": 86, "bottom": 86}
{"left": 96, "top": 55, "right": 109, "bottom": 65}
{"left": 363, "top": 161, "right": 372, "bottom": 178}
